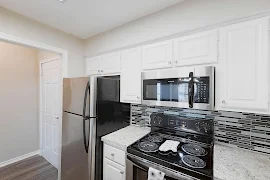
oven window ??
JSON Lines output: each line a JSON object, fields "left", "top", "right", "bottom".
{"left": 134, "top": 167, "right": 176, "bottom": 180}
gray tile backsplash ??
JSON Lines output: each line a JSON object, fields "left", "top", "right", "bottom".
{"left": 131, "top": 104, "right": 270, "bottom": 155}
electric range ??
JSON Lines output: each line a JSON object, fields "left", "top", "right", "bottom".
{"left": 126, "top": 113, "right": 214, "bottom": 180}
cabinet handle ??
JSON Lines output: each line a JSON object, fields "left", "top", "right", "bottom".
{"left": 168, "top": 61, "right": 172, "bottom": 64}
{"left": 111, "top": 153, "right": 114, "bottom": 156}
{"left": 98, "top": 70, "right": 100, "bottom": 73}
{"left": 137, "top": 96, "right": 140, "bottom": 99}
{"left": 174, "top": 60, "right": 178, "bottom": 63}
{"left": 101, "top": 70, "right": 104, "bottom": 73}
{"left": 120, "top": 171, "right": 124, "bottom": 174}
{"left": 55, "top": 116, "right": 59, "bottom": 119}
{"left": 222, "top": 100, "right": 225, "bottom": 104}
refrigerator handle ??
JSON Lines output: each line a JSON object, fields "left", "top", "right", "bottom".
{"left": 83, "top": 118, "right": 90, "bottom": 153}
{"left": 83, "top": 81, "right": 90, "bottom": 120}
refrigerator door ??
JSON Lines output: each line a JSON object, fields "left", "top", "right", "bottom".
{"left": 61, "top": 112, "right": 90, "bottom": 180}
{"left": 94, "top": 76, "right": 130, "bottom": 180}
{"left": 89, "top": 76, "right": 97, "bottom": 180}
{"left": 63, "top": 77, "right": 90, "bottom": 116}
{"left": 97, "top": 76, "right": 120, "bottom": 102}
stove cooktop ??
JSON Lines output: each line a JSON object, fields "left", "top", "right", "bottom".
{"left": 127, "top": 131, "right": 213, "bottom": 179}
{"left": 127, "top": 113, "right": 214, "bottom": 180}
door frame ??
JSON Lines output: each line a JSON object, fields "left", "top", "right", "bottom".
{"left": 0, "top": 32, "right": 67, "bottom": 180}
{"left": 39, "top": 56, "right": 62, "bottom": 169}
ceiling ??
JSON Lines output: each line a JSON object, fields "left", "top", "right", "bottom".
{"left": 0, "top": 0, "right": 184, "bottom": 39}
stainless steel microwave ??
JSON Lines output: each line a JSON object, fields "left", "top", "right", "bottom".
{"left": 142, "top": 66, "right": 215, "bottom": 110}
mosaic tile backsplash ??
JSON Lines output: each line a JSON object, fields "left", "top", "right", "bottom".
{"left": 131, "top": 104, "right": 270, "bottom": 155}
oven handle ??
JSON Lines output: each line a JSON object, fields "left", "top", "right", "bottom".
{"left": 126, "top": 154, "right": 198, "bottom": 180}
{"left": 188, "top": 72, "right": 194, "bottom": 108}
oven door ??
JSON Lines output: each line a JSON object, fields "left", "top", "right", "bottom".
{"left": 126, "top": 154, "right": 198, "bottom": 180}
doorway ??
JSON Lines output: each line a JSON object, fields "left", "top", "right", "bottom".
{"left": 0, "top": 32, "right": 66, "bottom": 180}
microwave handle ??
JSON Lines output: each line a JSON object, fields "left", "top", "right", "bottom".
{"left": 188, "top": 72, "right": 194, "bottom": 108}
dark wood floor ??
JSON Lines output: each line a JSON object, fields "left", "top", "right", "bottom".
{"left": 0, "top": 155, "right": 58, "bottom": 180}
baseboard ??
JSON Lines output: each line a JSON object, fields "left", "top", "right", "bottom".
{"left": 0, "top": 150, "right": 40, "bottom": 168}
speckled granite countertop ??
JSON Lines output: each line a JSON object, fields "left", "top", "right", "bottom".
{"left": 214, "top": 143, "right": 270, "bottom": 180}
{"left": 101, "top": 125, "right": 150, "bottom": 151}
{"left": 102, "top": 126, "right": 270, "bottom": 180}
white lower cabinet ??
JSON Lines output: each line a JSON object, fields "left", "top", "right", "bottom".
{"left": 216, "top": 17, "right": 269, "bottom": 113}
{"left": 103, "top": 144, "right": 126, "bottom": 180}
{"left": 103, "top": 158, "right": 125, "bottom": 180}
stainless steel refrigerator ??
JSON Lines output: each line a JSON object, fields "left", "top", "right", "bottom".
{"left": 61, "top": 76, "right": 130, "bottom": 180}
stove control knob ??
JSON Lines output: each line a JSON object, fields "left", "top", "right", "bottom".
{"left": 203, "top": 123, "right": 211, "bottom": 133}
{"left": 195, "top": 122, "right": 200, "bottom": 130}
{"left": 181, "top": 121, "right": 187, "bottom": 128}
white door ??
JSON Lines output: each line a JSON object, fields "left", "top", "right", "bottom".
{"left": 101, "top": 52, "right": 121, "bottom": 74}
{"left": 41, "top": 58, "right": 61, "bottom": 168}
{"left": 142, "top": 40, "right": 173, "bottom": 70}
{"left": 121, "top": 47, "right": 142, "bottom": 104}
{"left": 174, "top": 29, "right": 218, "bottom": 66}
{"left": 216, "top": 17, "right": 269, "bottom": 113}
{"left": 103, "top": 158, "right": 125, "bottom": 180}
{"left": 86, "top": 56, "right": 102, "bottom": 75}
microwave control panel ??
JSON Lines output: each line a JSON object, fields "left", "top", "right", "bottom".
{"left": 194, "top": 77, "right": 210, "bottom": 104}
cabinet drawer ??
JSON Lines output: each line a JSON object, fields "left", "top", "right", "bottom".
{"left": 104, "top": 144, "right": 126, "bottom": 166}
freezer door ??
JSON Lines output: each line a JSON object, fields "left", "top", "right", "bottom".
{"left": 61, "top": 112, "right": 90, "bottom": 180}
{"left": 63, "top": 77, "right": 90, "bottom": 116}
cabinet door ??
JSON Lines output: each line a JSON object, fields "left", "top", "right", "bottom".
{"left": 142, "top": 40, "right": 173, "bottom": 70}
{"left": 86, "top": 56, "right": 101, "bottom": 75}
{"left": 101, "top": 52, "right": 121, "bottom": 74}
{"left": 121, "top": 47, "right": 142, "bottom": 104}
{"left": 217, "top": 18, "right": 269, "bottom": 113}
{"left": 103, "top": 158, "right": 125, "bottom": 180}
{"left": 174, "top": 29, "right": 218, "bottom": 66}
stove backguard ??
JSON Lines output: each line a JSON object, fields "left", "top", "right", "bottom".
{"left": 150, "top": 113, "right": 214, "bottom": 138}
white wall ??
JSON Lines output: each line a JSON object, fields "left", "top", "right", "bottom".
{"left": 84, "top": 0, "right": 270, "bottom": 56}
{"left": 38, "top": 51, "right": 58, "bottom": 60}
{"left": 0, "top": 7, "right": 85, "bottom": 78}
{"left": 0, "top": 41, "right": 39, "bottom": 163}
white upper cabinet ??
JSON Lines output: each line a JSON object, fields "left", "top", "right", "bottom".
{"left": 142, "top": 40, "right": 173, "bottom": 70}
{"left": 101, "top": 52, "right": 121, "bottom": 74}
{"left": 86, "top": 56, "right": 102, "bottom": 75}
{"left": 86, "top": 52, "right": 121, "bottom": 76}
{"left": 174, "top": 29, "right": 218, "bottom": 66}
{"left": 216, "top": 18, "right": 269, "bottom": 113}
{"left": 121, "top": 47, "right": 142, "bottom": 104}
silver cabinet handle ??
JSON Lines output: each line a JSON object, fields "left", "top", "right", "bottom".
{"left": 98, "top": 70, "right": 100, "bottom": 73}
{"left": 55, "top": 117, "right": 59, "bottom": 119}
{"left": 174, "top": 60, "right": 178, "bottom": 63}
{"left": 120, "top": 171, "right": 124, "bottom": 174}
{"left": 101, "top": 70, "right": 104, "bottom": 73}
{"left": 111, "top": 153, "right": 114, "bottom": 156}
{"left": 222, "top": 100, "right": 225, "bottom": 104}
{"left": 168, "top": 61, "right": 172, "bottom": 64}
{"left": 137, "top": 96, "right": 140, "bottom": 99}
